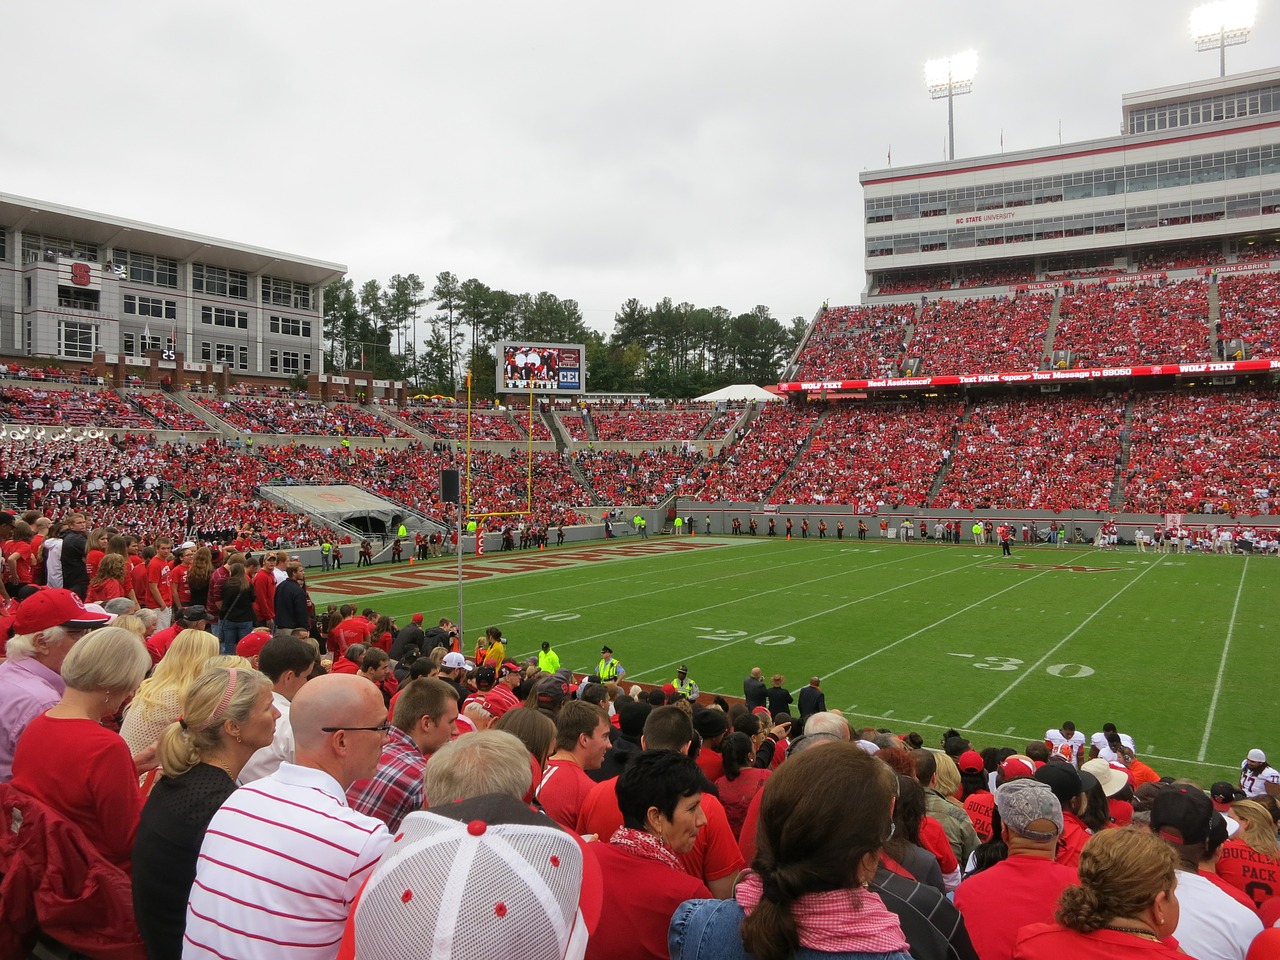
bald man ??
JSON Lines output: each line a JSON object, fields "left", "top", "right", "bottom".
{"left": 184, "top": 675, "right": 393, "bottom": 960}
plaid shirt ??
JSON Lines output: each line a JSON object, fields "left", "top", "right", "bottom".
{"left": 346, "top": 725, "right": 426, "bottom": 832}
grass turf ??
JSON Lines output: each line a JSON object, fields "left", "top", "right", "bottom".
{"left": 306, "top": 536, "right": 1275, "bottom": 784}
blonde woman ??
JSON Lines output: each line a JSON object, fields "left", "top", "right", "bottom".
{"left": 132, "top": 665, "right": 277, "bottom": 960}
{"left": 9, "top": 626, "right": 153, "bottom": 871}
{"left": 121, "top": 629, "right": 219, "bottom": 761}
{"left": 1216, "top": 799, "right": 1280, "bottom": 910}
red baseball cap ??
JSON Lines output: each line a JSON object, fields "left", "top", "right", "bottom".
{"left": 412, "top": 613, "right": 424, "bottom": 624}
{"left": 14, "top": 589, "right": 112, "bottom": 635}
{"left": 236, "top": 630, "right": 272, "bottom": 659}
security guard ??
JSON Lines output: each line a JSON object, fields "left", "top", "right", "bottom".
{"left": 597, "top": 645, "right": 625, "bottom": 682}
{"left": 671, "top": 665, "right": 700, "bottom": 701}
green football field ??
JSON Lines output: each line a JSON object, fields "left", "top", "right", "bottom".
{"left": 305, "top": 536, "right": 1276, "bottom": 784}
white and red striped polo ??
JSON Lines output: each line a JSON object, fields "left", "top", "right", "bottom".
{"left": 183, "top": 762, "right": 391, "bottom": 960}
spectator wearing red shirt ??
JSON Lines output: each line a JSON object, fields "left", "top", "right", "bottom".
{"left": 578, "top": 705, "right": 745, "bottom": 899}
{"left": 536, "top": 701, "right": 611, "bottom": 832}
{"left": 5, "top": 520, "right": 40, "bottom": 601}
{"left": 955, "top": 779, "right": 1078, "bottom": 960}
{"left": 328, "top": 604, "right": 372, "bottom": 659}
{"left": 145, "top": 538, "right": 175, "bottom": 630}
{"left": 169, "top": 546, "right": 194, "bottom": 611}
{"left": 251, "top": 554, "right": 277, "bottom": 628}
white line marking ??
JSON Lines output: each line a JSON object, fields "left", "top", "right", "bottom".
{"left": 1005, "top": 726, "right": 1016, "bottom": 735}
{"left": 821, "top": 568, "right": 1057, "bottom": 681}
{"left": 964, "top": 557, "right": 1166, "bottom": 728}
{"left": 1198, "top": 556, "right": 1249, "bottom": 761}
{"left": 626, "top": 556, "right": 992, "bottom": 680}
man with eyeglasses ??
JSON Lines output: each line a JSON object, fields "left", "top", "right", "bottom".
{"left": 184, "top": 674, "right": 392, "bottom": 960}
{"left": 0, "top": 588, "right": 111, "bottom": 781}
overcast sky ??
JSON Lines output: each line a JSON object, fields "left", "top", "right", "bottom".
{"left": 6, "top": 2, "right": 1274, "bottom": 333}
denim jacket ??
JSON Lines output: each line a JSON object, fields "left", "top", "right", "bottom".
{"left": 669, "top": 898, "right": 914, "bottom": 960}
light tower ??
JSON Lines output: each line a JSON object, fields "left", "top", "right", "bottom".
{"left": 1190, "top": 0, "right": 1256, "bottom": 78}
{"left": 925, "top": 50, "right": 978, "bottom": 162}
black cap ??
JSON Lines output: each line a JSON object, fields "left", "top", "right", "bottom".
{"left": 691, "top": 709, "right": 728, "bottom": 739}
{"left": 179, "top": 605, "right": 209, "bottom": 623}
{"left": 1151, "top": 785, "right": 1216, "bottom": 845}
{"left": 600, "top": 645, "right": 612, "bottom": 655}
{"left": 1034, "top": 760, "right": 1082, "bottom": 806}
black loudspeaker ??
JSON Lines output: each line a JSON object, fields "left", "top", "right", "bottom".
{"left": 440, "top": 469, "right": 460, "bottom": 505}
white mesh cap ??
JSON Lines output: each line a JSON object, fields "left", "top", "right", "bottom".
{"left": 351, "top": 809, "right": 587, "bottom": 960}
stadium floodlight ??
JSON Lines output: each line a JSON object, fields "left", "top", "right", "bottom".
{"left": 925, "top": 50, "right": 978, "bottom": 161}
{"left": 1190, "top": 0, "right": 1256, "bottom": 77}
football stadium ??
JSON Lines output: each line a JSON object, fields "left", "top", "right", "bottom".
{"left": 2, "top": 3, "right": 1280, "bottom": 958}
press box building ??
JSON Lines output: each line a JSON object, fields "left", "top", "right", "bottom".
{"left": 0, "top": 193, "right": 343, "bottom": 380}
{"left": 859, "top": 67, "right": 1280, "bottom": 299}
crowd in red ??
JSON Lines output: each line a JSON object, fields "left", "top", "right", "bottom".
{"left": 678, "top": 404, "right": 819, "bottom": 502}
{"left": 1217, "top": 272, "right": 1280, "bottom": 357}
{"left": 772, "top": 401, "right": 963, "bottom": 510}
{"left": 196, "top": 395, "right": 410, "bottom": 438}
{"left": 0, "top": 388, "right": 155, "bottom": 430}
{"left": 1123, "top": 388, "right": 1280, "bottom": 516}
{"left": 956, "top": 264, "right": 1037, "bottom": 289}
{"left": 910, "top": 294, "right": 1053, "bottom": 375}
{"left": 592, "top": 409, "right": 715, "bottom": 442}
{"left": 125, "top": 392, "right": 216, "bottom": 433}
{"left": 574, "top": 448, "right": 705, "bottom": 506}
{"left": 395, "top": 407, "right": 552, "bottom": 442}
{"left": 935, "top": 396, "right": 1126, "bottom": 512}
{"left": 793, "top": 305, "right": 914, "bottom": 381}
{"left": 1055, "top": 279, "right": 1212, "bottom": 367}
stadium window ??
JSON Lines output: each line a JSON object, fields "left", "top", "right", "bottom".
{"left": 59, "top": 320, "right": 97, "bottom": 360}
{"left": 201, "top": 341, "right": 212, "bottom": 362}
{"left": 57, "top": 286, "right": 99, "bottom": 311}
{"left": 238, "top": 345, "right": 249, "bottom": 370}
{"left": 0, "top": 229, "right": 6, "bottom": 262}
{"left": 200, "top": 305, "right": 248, "bottom": 329}
{"left": 24, "top": 234, "right": 99, "bottom": 264}
{"left": 269, "top": 314, "right": 307, "bottom": 337}
{"left": 115, "top": 249, "right": 178, "bottom": 288}
{"left": 269, "top": 349, "right": 280, "bottom": 372}
{"left": 262, "top": 276, "right": 312, "bottom": 310}
{"left": 122, "top": 333, "right": 135, "bottom": 356}
{"left": 123, "top": 294, "right": 176, "bottom": 319}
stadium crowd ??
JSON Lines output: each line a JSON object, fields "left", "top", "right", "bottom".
{"left": 2, "top": 580, "right": 1276, "bottom": 960}
{"left": 1124, "top": 389, "right": 1280, "bottom": 517}
{"left": 192, "top": 395, "right": 410, "bottom": 438}
{"left": 935, "top": 396, "right": 1126, "bottom": 512}
{"left": 1054, "top": 279, "right": 1212, "bottom": 367}
{"left": 910, "top": 294, "right": 1053, "bottom": 375}
{"left": 793, "top": 304, "right": 913, "bottom": 381}
{"left": 772, "top": 401, "right": 962, "bottom": 511}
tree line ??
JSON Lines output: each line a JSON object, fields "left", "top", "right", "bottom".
{"left": 323, "top": 272, "right": 808, "bottom": 399}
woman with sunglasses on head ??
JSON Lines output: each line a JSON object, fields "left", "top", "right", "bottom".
{"left": 671, "top": 741, "right": 912, "bottom": 960}
{"left": 132, "top": 665, "right": 277, "bottom": 960}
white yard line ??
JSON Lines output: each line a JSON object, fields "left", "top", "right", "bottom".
{"left": 625, "top": 556, "right": 993, "bottom": 680}
{"left": 1198, "top": 556, "right": 1250, "bottom": 761}
{"left": 820, "top": 568, "right": 1057, "bottom": 681}
{"left": 964, "top": 556, "right": 1165, "bottom": 728}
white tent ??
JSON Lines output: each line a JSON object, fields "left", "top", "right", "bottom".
{"left": 694, "top": 384, "right": 783, "bottom": 403}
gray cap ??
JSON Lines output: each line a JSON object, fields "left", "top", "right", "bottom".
{"left": 996, "top": 779, "right": 1064, "bottom": 841}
